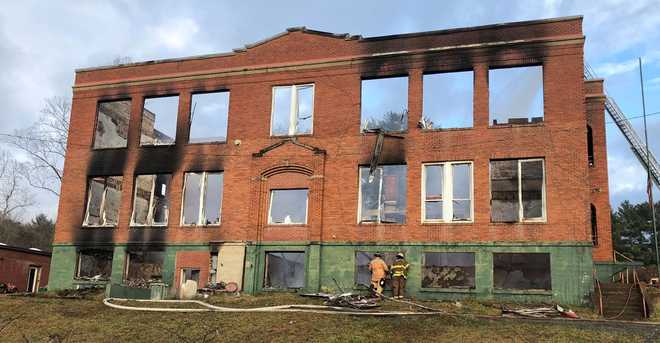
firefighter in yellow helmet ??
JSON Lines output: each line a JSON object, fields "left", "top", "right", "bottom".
{"left": 390, "top": 252, "right": 409, "bottom": 299}
{"left": 368, "top": 253, "right": 388, "bottom": 296}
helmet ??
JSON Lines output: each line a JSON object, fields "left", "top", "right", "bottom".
{"left": 396, "top": 252, "right": 405, "bottom": 259}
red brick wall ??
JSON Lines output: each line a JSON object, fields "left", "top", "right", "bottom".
{"left": 55, "top": 17, "right": 607, "bottom": 250}
{"left": 174, "top": 251, "right": 210, "bottom": 288}
{"left": 0, "top": 248, "right": 51, "bottom": 291}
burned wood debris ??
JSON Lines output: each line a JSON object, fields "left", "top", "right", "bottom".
{"left": 501, "top": 304, "right": 578, "bottom": 319}
{"left": 301, "top": 292, "right": 381, "bottom": 310}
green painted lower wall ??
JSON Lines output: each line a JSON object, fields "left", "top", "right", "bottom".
{"left": 49, "top": 242, "right": 594, "bottom": 305}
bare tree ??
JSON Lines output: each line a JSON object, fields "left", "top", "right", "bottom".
{"left": 7, "top": 97, "right": 69, "bottom": 197}
{"left": 0, "top": 150, "right": 35, "bottom": 220}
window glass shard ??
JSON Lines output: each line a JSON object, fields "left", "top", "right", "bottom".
{"left": 94, "top": 100, "right": 130, "bottom": 149}
{"left": 422, "top": 71, "right": 473, "bottom": 129}
{"left": 152, "top": 174, "right": 171, "bottom": 224}
{"left": 422, "top": 253, "right": 475, "bottom": 288}
{"left": 361, "top": 77, "right": 408, "bottom": 132}
{"left": 264, "top": 252, "right": 305, "bottom": 289}
{"left": 104, "top": 176, "right": 123, "bottom": 225}
{"left": 85, "top": 178, "right": 105, "bottom": 226}
{"left": 189, "top": 91, "right": 229, "bottom": 143}
{"left": 141, "top": 96, "right": 179, "bottom": 145}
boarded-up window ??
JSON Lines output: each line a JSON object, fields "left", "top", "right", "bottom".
{"left": 361, "top": 76, "right": 408, "bottom": 132}
{"left": 490, "top": 159, "right": 545, "bottom": 222}
{"left": 423, "top": 162, "right": 472, "bottom": 222}
{"left": 182, "top": 172, "right": 223, "bottom": 225}
{"left": 264, "top": 252, "right": 305, "bottom": 289}
{"left": 125, "top": 250, "right": 164, "bottom": 285}
{"left": 355, "top": 251, "right": 397, "bottom": 288}
{"left": 131, "top": 174, "right": 172, "bottom": 226}
{"left": 189, "top": 91, "right": 229, "bottom": 143}
{"left": 489, "top": 66, "right": 544, "bottom": 125}
{"left": 93, "top": 100, "right": 131, "bottom": 149}
{"left": 271, "top": 84, "right": 314, "bottom": 136}
{"left": 359, "top": 165, "right": 407, "bottom": 224}
{"left": 422, "top": 252, "right": 475, "bottom": 289}
{"left": 141, "top": 95, "right": 178, "bottom": 146}
{"left": 268, "top": 189, "right": 308, "bottom": 225}
{"left": 422, "top": 71, "right": 473, "bottom": 129}
{"left": 76, "top": 250, "right": 113, "bottom": 280}
{"left": 83, "top": 176, "right": 123, "bottom": 227}
{"left": 493, "top": 253, "right": 551, "bottom": 290}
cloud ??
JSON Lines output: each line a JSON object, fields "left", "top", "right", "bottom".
{"left": 147, "top": 17, "right": 200, "bottom": 50}
{"left": 594, "top": 51, "right": 660, "bottom": 77}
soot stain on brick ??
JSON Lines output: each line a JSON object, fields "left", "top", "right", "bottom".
{"left": 134, "top": 145, "right": 180, "bottom": 174}
{"left": 74, "top": 227, "right": 115, "bottom": 245}
{"left": 128, "top": 228, "right": 167, "bottom": 244}
{"left": 87, "top": 149, "right": 128, "bottom": 176}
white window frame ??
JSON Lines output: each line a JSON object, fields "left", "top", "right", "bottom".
{"left": 489, "top": 158, "right": 546, "bottom": 223}
{"left": 421, "top": 161, "right": 474, "bottom": 223}
{"left": 268, "top": 189, "right": 309, "bottom": 225}
{"left": 130, "top": 174, "right": 169, "bottom": 227}
{"left": 270, "top": 84, "right": 315, "bottom": 136}
{"left": 83, "top": 176, "right": 121, "bottom": 227}
{"left": 180, "top": 171, "right": 223, "bottom": 226}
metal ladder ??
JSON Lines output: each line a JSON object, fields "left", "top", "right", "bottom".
{"left": 584, "top": 64, "right": 660, "bottom": 186}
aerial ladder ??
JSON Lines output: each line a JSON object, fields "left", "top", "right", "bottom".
{"left": 584, "top": 64, "right": 660, "bottom": 187}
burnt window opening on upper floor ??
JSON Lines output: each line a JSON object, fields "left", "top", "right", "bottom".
{"left": 182, "top": 171, "right": 224, "bottom": 226}
{"left": 587, "top": 125, "right": 595, "bottom": 166}
{"left": 76, "top": 249, "right": 113, "bottom": 280}
{"left": 83, "top": 176, "right": 123, "bottom": 227}
{"left": 271, "top": 84, "right": 314, "bottom": 136}
{"left": 422, "top": 252, "right": 475, "bottom": 289}
{"left": 493, "top": 253, "right": 551, "bottom": 291}
{"left": 359, "top": 165, "right": 407, "bottom": 224}
{"left": 93, "top": 100, "right": 131, "bottom": 149}
{"left": 268, "top": 189, "right": 308, "bottom": 225}
{"left": 591, "top": 204, "right": 598, "bottom": 246}
{"left": 489, "top": 66, "right": 544, "bottom": 126}
{"left": 361, "top": 76, "right": 408, "bottom": 132}
{"left": 140, "top": 95, "right": 179, "bottom": 146}
{"left": 189, "top": 91, "right": 230, "bottom": 144}
{"left": 420, "top": 71, "right": 473, "bottom": 129}
{"left": 490, "top": 159, "right": 546, "bottom": 223}
{"left": 131, "top": 174, "right": 172, "bottom": 226}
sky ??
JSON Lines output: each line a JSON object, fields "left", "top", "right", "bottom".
{"left": 0, "top": 0, "right": 659, "bottom": 220}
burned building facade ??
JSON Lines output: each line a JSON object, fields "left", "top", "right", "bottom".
{"left": 49, "top": 16, "right": 613, "bottom": 304}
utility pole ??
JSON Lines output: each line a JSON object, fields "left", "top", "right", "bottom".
{"left": 639, "top": 57, "right": 660, "bottom": 279}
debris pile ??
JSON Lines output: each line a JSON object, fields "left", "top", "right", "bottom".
{"left": 301, "top": 292, "right": 381, "bottom": 310}
{"left": 501, "top": 304, "right": 578, "bottom": 319}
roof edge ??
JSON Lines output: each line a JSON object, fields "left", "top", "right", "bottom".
{"left": 75, "top": 15, "right": 582, "bottom": 73}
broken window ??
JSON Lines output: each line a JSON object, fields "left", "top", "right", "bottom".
{"left": 422, "top": 162, "right": 472, "bottom": 222}
{"left": 490, "top": 159, "right": 545, "bottom": 222}
{"left": 355, "top": 251, "right": 397, "bottom": 288}
{"left": 421, "top": 71, "right": 473, "bottom": 129}
{"left": 131, "top": 174, "right": 172, "bottom": 226}
{"left": 422, "top": 252, "right": 475, "bottom": 289}
{"left": 271, "top": 84, "right": 314, "bottom": 136}
{"left": 489, "top": 66, "right": 544, "bottom": 125}
{"left": 182, "top": 172, "right": 223, "bottom": 226}
{"left": 76, "top": 249, "right": 113, "bottom": 280}
{"left": 361, "top": 76, "right": 408, "bottom": 132}
{"left": 268, "top": 189, "right": 308, "bottom": 225}
{"left": 140, "top": 95, "right": 179, "bottom": 146}
{"left": 189, "top": 91, "right": 230, "bottom": 143}
{"left": 125, "top": 250, "right": 164, "bottom": 285}
{"left": 264, "top": 252, "right": 305, "bottom": 289}
{"left": 587, "top": 125, "right": 594, "bottom": 166}
{"left": 591, "top": 204, "right": 598, "bottom": 246}
{"left": 493, "top": 253, "right": 551, "bottom": 290}
{"left": 359, "top": 165, "right": 407, "bottom": 224}
{"left": 83, "top": 176, "right": 123, "bottom": 227}
{"left": 181, "top": 268, "right": 201, "bottom": 285}
{"left": 93, "top": 100, "right": 131, "bottom": 149}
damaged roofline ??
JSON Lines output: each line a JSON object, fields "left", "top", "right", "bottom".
{"left": 75, "top": 15, "right": 582, "bottom": 73}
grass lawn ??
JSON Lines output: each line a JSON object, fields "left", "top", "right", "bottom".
{"left": 0, "top": 293, "right": 654, "bottom": 342}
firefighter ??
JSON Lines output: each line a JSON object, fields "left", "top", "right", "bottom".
{"left": 390, "top": 252, "right": 409, "bottom": 299}
{"left": 368, "top": 253, "right": 388, "bottom": 296}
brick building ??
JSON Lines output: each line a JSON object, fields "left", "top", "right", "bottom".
{"left": 48, "top": 15, "right": 613, "bottom": 304}
{"left": 1, "top": 243, "right": 51, "bottom": 292}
